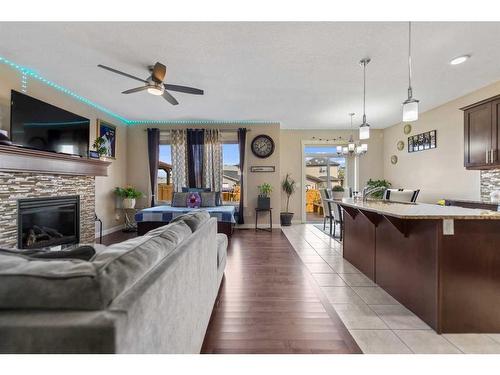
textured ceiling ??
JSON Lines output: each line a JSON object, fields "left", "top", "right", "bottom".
{"left": 1, "top": 22, "right": 500, "bottom": 128}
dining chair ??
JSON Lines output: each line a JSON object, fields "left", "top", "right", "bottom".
{"left": 319, "top": 189, "right": 334, "bottom": 236}
{"left": 331, "top": 202, "right": 344, "bottom": 240}
{"left": 383, "top": 189, "right": 420, "bottom": 203}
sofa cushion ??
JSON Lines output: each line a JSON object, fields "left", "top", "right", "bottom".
{"left": 170, "top": 211, "right": 211, "bottom": 232}
{"left": 216, "top": 233, "right": 228, "bottom": 268}
{"left": 145, "top": 221, "right": 192, "bottom": 244}
{"left": 0, "top": 222, "right": 192, "bottom": 311}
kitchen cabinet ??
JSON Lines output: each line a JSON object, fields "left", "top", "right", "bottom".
{"left": 461, "top": 94, "right": 500, "bottom": 169}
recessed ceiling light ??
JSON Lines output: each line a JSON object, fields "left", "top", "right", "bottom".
{"left": 450, "top": 55, "right": 470, "bottom": 65}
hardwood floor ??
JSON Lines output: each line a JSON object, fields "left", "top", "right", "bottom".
{"left": 100, "top": 227, "right": 360, "bottom": 353}
{"left": 100, "top": 230, "right": 137, "bottom": 245}
{"left": 201, "top": 229, "right": 361, "bottom": 354}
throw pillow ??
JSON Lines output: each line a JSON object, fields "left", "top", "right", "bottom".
{"left": 200, "top": 192, "right": 217, "bottom": 207}
{"left": 186, "top": 192, "right": 201, "bottom": 208}
{"left": 171, "top": 192, "right": 188, "bottom": 207}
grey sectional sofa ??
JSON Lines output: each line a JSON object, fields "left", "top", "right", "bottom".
{"left": 0, "top": 211, "right": 227, "bottom": 353}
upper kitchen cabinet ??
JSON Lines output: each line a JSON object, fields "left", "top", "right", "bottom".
{"left": 461, "top": 94, "right": 500, "bottom": 169}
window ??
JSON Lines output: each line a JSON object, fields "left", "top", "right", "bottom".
{"left": 222, "top": 142, "right": 240, "bottom": 203}
{"left": 157, "top": 143, "right": 172, "bottom": 202}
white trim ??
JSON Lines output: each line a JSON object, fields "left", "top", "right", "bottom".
{"left": 95, "top": 224, "right": 125, "bottom": 238}
{"left": 235, "top": 223, "right": 282, "bottom": 229}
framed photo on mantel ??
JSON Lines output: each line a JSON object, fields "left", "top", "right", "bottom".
{"left": 97, "top": 119, "right": 117, "bottom": 159}
{"left": 408, "top": 130, "right": 436, "bottom": 153}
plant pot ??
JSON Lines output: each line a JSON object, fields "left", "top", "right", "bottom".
{"left": 257, "top": 195, "right": 270, "bottom": 209}
{"left": 122, "top": 198, "right": 136, "bottom": 209}
{"left": 280, "top": 212, "right": 294, "bottom": 226}
{"left": 332, "top": 191, "right": 344, "bottom": 200}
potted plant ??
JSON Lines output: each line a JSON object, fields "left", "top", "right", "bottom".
{"left": 365, "top": 179, "right": 392, "bottom": 199}
{"left": 280, "top": 174, "right": 296, "bottom": 226}
{"left": 92, "top": 136, "right": 108, "bottom": 159}
{"left": 331, "top": 185, "right": 345, "bottom": 200}
{"left": 114, "top": 186, "right": 143, "bottom": 209}
{"left": 257, "top": 183, "right": 272, "bottom": 209}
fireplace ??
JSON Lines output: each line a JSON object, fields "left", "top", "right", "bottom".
{"left": 17, "top": 196, "right": 80, "bottom": 249}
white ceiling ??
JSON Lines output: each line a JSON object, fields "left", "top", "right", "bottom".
{"left": 1, "top": 22, "right": 500, "bottom": 129}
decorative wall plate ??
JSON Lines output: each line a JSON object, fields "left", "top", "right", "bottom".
{"left": 391, "top": 155, "right": 398, "bottom": 164}
{"left": 403, "top": 124, "right": 412, "bottom": 135}
{"left": 397, "top": 140, "right": 405, "bottom": 151}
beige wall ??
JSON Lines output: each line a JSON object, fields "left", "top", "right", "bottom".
{"left": 127, "top": 123, "right": 282, "bottom": 226}
{"left": 383, "top": 81, "right": 500, "bottom": 204}
{"left": 0, "top": 63, "right": 128, "bottom": 232}
{"left": 280, "top": 129, "right": 384, "bottom": 221}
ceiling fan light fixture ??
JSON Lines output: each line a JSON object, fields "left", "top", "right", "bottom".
{"left": 147, "top": 85, "right": 164, "bottom": 96}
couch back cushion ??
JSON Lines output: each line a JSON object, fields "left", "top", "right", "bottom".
{"left": 170, "top": 211, "right": 210, "bottom": 232}
{"left": 0, "top": 221, "right": 192, "bottom": 311}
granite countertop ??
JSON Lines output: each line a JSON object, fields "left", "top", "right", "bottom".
{"left": 338, "top": 198, "right": 500, "bottom": 220}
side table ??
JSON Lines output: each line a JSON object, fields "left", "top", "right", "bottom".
{"left": 255, "top": 208, "right": 272, "bottom": 232}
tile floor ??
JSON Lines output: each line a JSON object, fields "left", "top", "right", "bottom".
{"left": 282, "top": 224, "right": 500, "bottom": 354}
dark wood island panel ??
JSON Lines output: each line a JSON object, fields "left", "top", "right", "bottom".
{"left": 375, "top": 219, "right": 440, "bottom": 331}
{"left": 440, "top": 219, "right": 500, "bottom": 333}
{"left": 339, "top": 199, "right": 500, "bottom": 334}
{"left": 342, "top": 207, "right": 377, "bottom": 280}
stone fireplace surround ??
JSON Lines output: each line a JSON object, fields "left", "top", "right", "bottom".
{"left": 0, "top": 172, "right": 95, "bottom": 248}
{"left": 0, "top": 144, "right": 111, "bottom": 249}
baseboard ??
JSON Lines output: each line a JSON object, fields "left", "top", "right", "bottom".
{"left": 235, "top": 223, "right": 282, "bottom": 229}
{"left": 95, "top": 224, "right": 125, "bottom": 238}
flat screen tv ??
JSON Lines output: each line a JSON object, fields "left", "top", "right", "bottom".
{"left": 10, "top": 90, "right": 90, "bottom": 157}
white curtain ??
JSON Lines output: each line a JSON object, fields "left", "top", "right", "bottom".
{"left": 203, "top": 129, "right": 223, "bottom": 192}
{"left": 170, "top": 129, "right": 188, "bottom": 192}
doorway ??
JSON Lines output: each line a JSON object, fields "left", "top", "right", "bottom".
{"left": 301, "top": 144, "right": 354, "bottom": 223}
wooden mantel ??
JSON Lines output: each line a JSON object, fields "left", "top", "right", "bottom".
{"left": 0, "top": 145, "right": 111, "bottom": 176}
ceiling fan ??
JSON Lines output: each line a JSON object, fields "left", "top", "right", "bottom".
{"left": 97, "top": 62, "right": 204, "bottom": 105}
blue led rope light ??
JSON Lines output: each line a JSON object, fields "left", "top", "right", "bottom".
{"left": 0, "top": 55, "right": 279, "bottom": 127}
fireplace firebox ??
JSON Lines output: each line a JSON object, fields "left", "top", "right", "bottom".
{"left": 17, "top": 196, "right": 80, "bottom": 249}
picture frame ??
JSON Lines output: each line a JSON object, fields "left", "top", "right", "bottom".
{"left": 408, "top": 130, "right": 437, "bottom": 153}
{"left": 96, "top": 119, "right": 117, "bottom": 159}
{"left": 250, "top": 166, "right": 275, "bottom": 173}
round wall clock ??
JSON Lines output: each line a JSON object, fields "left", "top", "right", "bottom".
{"left": 397, "top": 140, "right": 405, "bottom": 151}
{"left": 251, "top": 134, "right": 275, "bottom": 158}
{"left": 391, "top": 155, "right": 398, "bottom": 165}
{"left": 403, "top": 124, "right": 412, "bottom": 135}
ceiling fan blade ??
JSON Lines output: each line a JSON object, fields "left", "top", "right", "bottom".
{"left": 122, "top": 86, "right": 149, "bottom": 94}
{"left": 97, "top": 64, "right": 148, "bottom": 84}
{"left": 162, "top": 90, "right": 179, "bottom": 105}
{"left": 152, "top": 62, "right": 167, "bottom": 83}
{"left": 163, "top": 84, "right": 204, "bottom": 95}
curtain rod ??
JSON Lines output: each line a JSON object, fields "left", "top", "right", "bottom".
{"left": 143, "top": 128, "right": 251, "bottom": 132}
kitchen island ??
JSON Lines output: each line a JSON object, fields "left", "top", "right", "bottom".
{"left": 337, "top": 198, "right": 500, "bottom": 333}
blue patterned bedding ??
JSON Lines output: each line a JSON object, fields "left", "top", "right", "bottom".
{"left": 135, "top": 205, "right": 237, "bottom": 224}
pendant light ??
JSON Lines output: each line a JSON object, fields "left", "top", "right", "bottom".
{"left": 402, "top": 21, "right": 419, "bottom": 122}
{"left": 359, "top": 58, "right": 371, "bottom": 140}
{"left": 348, "top": 112, "right": 356, "bottom": 152}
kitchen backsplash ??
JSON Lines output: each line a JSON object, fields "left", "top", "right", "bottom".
{"left": 480, "top": 169, "right": 500, "bottom": 201}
